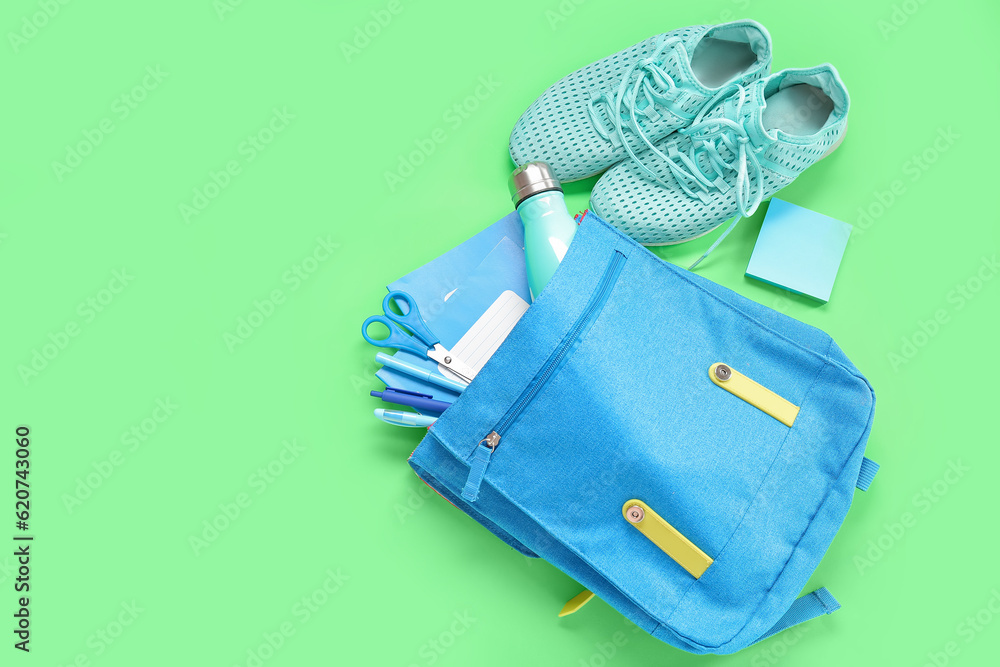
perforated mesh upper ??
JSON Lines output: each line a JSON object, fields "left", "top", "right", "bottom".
{"left": 590, "top": 68, "right": 849, "bottom": 245}
{"left": 508, "top": 22, "right": 771, "bottom": 183}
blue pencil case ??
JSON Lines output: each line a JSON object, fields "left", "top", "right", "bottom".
{"left": 408, "top": 212, "right": 877, "bottom": 654}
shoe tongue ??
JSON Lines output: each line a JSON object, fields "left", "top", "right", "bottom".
{"left": 652, "top": 39, "right": 707, "bottom": 94}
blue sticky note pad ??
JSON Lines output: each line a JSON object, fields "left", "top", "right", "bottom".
{"left": 745, "top": 199, "right": 852, "bottom": 303}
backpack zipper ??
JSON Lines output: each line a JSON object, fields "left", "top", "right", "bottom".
{"left": 461, "top": 249, "right": 627, "bottom": 501}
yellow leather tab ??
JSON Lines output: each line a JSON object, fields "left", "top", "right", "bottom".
{"left": 709, "top": 363, "right": 799, "bottom": 427}
{"left": 558, "top": 589, "right": 595, "bottom": 617}
{"left": 622, "top": 500, "right": 713, "bottom": 579}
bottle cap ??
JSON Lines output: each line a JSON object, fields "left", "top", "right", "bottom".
{"left": 509, "top": 162, "right": 562, "bottom": 207}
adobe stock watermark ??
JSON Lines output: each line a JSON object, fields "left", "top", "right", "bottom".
{"left": 887, "top": 254, "right": 998, "bottom": 372}
{"left": 231, "top": 567, "right": 349, "bottom": 667}
{"left": 7, "top": 0, "right": 73, "bottom": 54}
{"left": 852, "top": 126, "right": 958, "bottom": 242}
{"left": 918, "top": 589, "right": 1000, "bottom": 667}
{"left": 61, "top": 398, "right": 179, "bottom": 514}
{"left": 222, "top": 235, "right": 340, "bottom": 352}
{"left": 405, "top": 611, "right": 477, "bottom": 667}
{"left": 877, "top": 0, "right": 931, "bottom": 40}
{"left": 384, "top": 75, "right": 502, "bottom": 192}
{"left": 749, "top": 626, "right": 810, "bottom": 667}
{"left": 188, "top": 439, "right": 305, "bottom": 556}
{"left": 395, "top": 482, "right": 436, "bottom": 524}
{"left": 179, "top": 107, "right": 294, "bottom": 223}
{"left": 54, "top": 600, "right": 144, "bottom": 666}
{"left": 575, "top": 627, "right": 635, "bottom": 667}
{"left": 854, "top": 459, "right": 969, "bottom": 575}
{"left": 545, "top": 0, "right": 590, "bottom": 30}
{"left": 17, "top": 269, "right": 134, "bottom": 386}
{"left": 214, "top": 0, "right": 250, "bottom": 21}
{"left": 350, "top": 355, "right": 385, "bottom": 396}
{"left": 340, "top": 0, "right": 408, "bottom": 63}
{"left": 52, "top": 66, "right": 169, "bottom": 182}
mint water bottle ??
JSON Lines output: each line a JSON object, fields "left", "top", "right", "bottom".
{"left": 509, "top": 162, "right": 578, "bottom": 302}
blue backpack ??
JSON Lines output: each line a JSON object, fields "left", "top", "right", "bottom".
{"left": 409, "top": 212, "right": 878, "bottom": 654}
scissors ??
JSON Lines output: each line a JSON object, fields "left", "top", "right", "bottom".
{"left": 362, "top": 291, "right": 476, "bottom": 384}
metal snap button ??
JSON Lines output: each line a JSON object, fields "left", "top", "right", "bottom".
{"left": 626, "top": 505, "right": 644, "bottom": 523}
{"left": 715, "top": 364, "right": 732, "bottom": 381}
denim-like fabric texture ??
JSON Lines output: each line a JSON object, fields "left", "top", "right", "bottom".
{"left": 409, "top": 213, "right": 876, "bottom": 654}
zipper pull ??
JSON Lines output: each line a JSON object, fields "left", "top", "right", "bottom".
{"left": 461, "top": 431, "right": 500, "bottom": 502}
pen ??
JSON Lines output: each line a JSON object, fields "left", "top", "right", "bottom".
{"left": 375, "top": 352, "right": 468, "bottom": 393}
{"left": 371, "top": 387, "right": 452, "bottom": 413}
{"left": 374, "top": 408, "right": 436, "bottom": 428}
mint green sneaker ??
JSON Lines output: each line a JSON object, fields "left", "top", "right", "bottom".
{"left": 589, "top": 65, "right": 849, "bottom": 261}
{"left": 509, "top": 20, "right": 771, "bottom": 183}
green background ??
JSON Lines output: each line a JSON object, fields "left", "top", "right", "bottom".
{"left": 2, "top": 0, "right": 999, "bottom": 665}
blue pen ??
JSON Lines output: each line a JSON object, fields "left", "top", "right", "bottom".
{"left": 371, "top": 387, "right": 452, "bottom": 413}
{"left": 375, "top": 352, "right": 468, "bottom": 393}
{"left": 374, "top": 409, "right": 436, "bottom": 428}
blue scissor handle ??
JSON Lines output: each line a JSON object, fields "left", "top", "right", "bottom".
{"left": 380, "top": 291, "right": 440, "bottom": 347}
{"left": 361, "top": 315, "right": 430, "bottom": 359}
